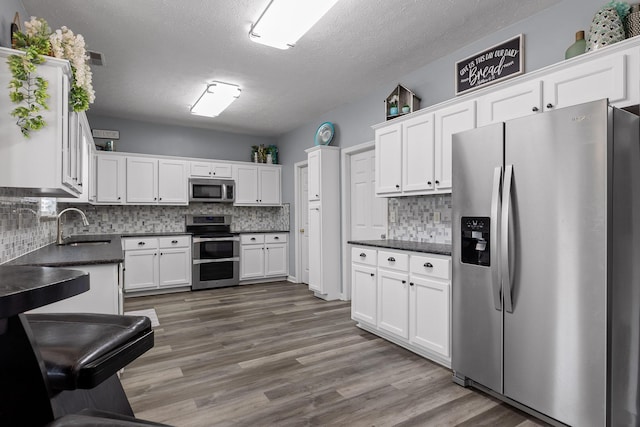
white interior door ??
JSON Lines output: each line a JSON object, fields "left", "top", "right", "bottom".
{"left": 300, "top": 165, "right": 309, "bottom": 284}
{"left": 350, "top": 149, "right": 387, "bottom": 240}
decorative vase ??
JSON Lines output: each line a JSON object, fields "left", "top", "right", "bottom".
{"left": 626, "top": 4, "right": 640, "bottom": 38}
{"left": 565, "top": 30, "right": 586, "bottom": 59}
{"left": 402, "top": 106, "right": 410, "bottom": 114}
{"left": 586, "top": 7, "right": 626, "bottom": 52}
{"left": 389, "top": 106, "right": 398, "bottom": 116}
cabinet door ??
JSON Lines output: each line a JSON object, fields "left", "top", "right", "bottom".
{"left": 235, "top": 165, "right": 259, "bottom": 205}
{"left": 308, "top": 205, "right": 322, "bottom": 293}
{"left": 477, "top": 80, "right": 543, "bottom": 126}
{"left": 375, "top": 123, "right": 402, "bottom": 195}
{"left": 240, "top": 244, "right": 265, "bottom": 279}
{"left": 190, "top": 161, "right": 212, "bottom": 177}
{"left": 126, "top": 157, "right": 157, "bottom": 204}
{"left": 62, "top": 112, "right": 80, "bottom": 192}
{"left": 434, "top": 100, "right": 476, "bottom": 191}
{"left": 96, "top": 155, "right": 125, "bottom": 203}
{"left": 265, "top": 242, "right": 288, "bottom": 276}
{"left": 308, "top": 150, "right": 321, "bottom": 201}
{"left": 159, "top": 248, "right": 191, "bottom": 288}
{"left": 543, "top": 52, "right": 628, "bottom": 111}
{"left": 351, "top": 263, "right": 377, "bottom": 326}
{"left": 410, "top": 276, "right": 450, "bottom": 358}
{"left": 211, "top": 162, "right": 232, "bottom": 178}
{"left": 403, "top": 113, "right": 435, "bottom": 193}
{"left": 124, "top": 249, "right": 158, "bottom": 291}
{"left": 158, "top": 159, "right": 188, "bottom": 204}
{"left": 259, "top": 167, "right": 281, "bottom": 205}
{"left": 377, "top": 268, "right": 409, "bottom": 339}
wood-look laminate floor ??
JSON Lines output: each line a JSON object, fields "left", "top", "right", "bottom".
{"left": 121, "top": 281, "right": 548, "bottom": 427}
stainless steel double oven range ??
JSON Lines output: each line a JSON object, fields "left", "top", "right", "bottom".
{"left": 186, "top": 215, "right": 239, "bottom": 290}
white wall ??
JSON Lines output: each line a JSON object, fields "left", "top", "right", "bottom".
{"left": 276, "top": 0, "right": 606, "bottom": 275}
{"left": 1, "top": 0, "right": 28, "bottom": 48}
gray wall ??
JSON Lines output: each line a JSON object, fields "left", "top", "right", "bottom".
{"left": 276, "top": 0, "right": 605, "bottom": 276}
{"left": 87, "top": 114, "right": 275, "bottom": 161}
{"left": 1, "top": 0, "right": 28, "bottom": 48}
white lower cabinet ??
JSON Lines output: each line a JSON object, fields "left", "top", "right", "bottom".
{"left": 240, "top": 233, "right": 288, "bottom": 281}
{"left": 350, "top": 245, "right": 452, "bottom": 367}
{"left": 123, "top": 235, "right": 191, "bottom": 293}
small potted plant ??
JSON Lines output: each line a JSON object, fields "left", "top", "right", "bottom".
{"left": 388, "top": 94, "right": 399, "bottom": 116}
{"left": 402, "top": 104, "right": 410, "bottom": 114}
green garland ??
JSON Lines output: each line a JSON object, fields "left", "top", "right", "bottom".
{"left": 8, "top": 27, "right": 51, "bottom": 137}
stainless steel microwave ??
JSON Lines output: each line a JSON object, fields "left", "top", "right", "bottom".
{"left": 189, "top": 179, "right": 235, "bottom": 203}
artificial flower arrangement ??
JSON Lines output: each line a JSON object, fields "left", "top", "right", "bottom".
{"left": 8, "top": 16, "right": 95, "bottom": 137}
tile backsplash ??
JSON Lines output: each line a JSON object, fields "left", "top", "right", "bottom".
{"left": 59, "top": 203, "right": 290, "bottom": 236}
{"left": 387, "top": 194, "right": 452, "bottom": 244}
{"left": 0, "top": 189, "right": 289, "bottom": 264}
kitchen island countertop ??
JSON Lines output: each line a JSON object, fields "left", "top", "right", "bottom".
{"left": 348, "top": 239, "right": 451, "bottom": 256}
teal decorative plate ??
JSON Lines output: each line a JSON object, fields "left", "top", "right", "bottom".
{"left": 314, "top": 122, "right": 335, "bottom": 146}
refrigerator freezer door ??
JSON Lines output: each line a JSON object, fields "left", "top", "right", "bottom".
{"left": 503, "top": 100, "right": 608, "bottom": 427}
{"left": 452, "top": 123, "right": 504, "bottom": 394}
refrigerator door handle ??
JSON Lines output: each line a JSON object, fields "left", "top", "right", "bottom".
{"left": 490, "top": 166, "right": 503, "bottom": 311}
{"left": 502, "top": 164, "right": 514, "bottom": 313}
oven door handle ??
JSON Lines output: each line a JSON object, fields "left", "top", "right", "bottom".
{"left": 193, "top": 258, "right": 239, "bottom": 265}
{"left": 193, "top": 236, "right": 239, "bottom": 243}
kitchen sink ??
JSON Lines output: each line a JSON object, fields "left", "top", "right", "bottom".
{"left": 63, "top": 240, "right": 111, "bottom": 246}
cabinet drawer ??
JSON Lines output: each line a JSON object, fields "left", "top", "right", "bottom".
{"left": 265, "top": 233, "right": 287, "bottom": 244}
{"left": 159, "top": 235, "right": 190, "bottom": 248}
{"left": 410, "top": 255, "right": 451, "bottom": 280}
{"left": 123, "top": 237, "right": 159, "bottom": 250}
{"left": 378, "top": 250, "right": 409, "bottom": 271}
{"left": 241, "top": 234, "right": 264, "bottom": 244}
{"left": 351, "top": 247, "right": 377, "bottom": 266}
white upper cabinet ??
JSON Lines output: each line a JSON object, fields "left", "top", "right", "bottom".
{"left": 308, "top": 149, "right": 321, "bottom": 201}
{"left": 477, "top": 80, "right": 543, "bottom": 126}
{"left": 403, "top": 113, "right": 435, "bottom": 193}
{"left": 95, "top": 154, "right": 126, "bottom": 204}
{"left": 190, "top": 161, "right": 232, "bottom": 178}
{"left": 126, "top": 156, "right": 188, "bottom": 205}
{"left": 0, "top": 47, "right": 78, "bottom": 197}
{"left": 434, "top": 100, "right": 476, "bottom": 192}
{"left": 233, "top": 164, "right": 282, "bottom": 206}
{"left": 375, "top": 122, "right": 403, "bottom": 195}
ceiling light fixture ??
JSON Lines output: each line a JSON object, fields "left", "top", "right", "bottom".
{"left": 190, "top": 81, "right": 241, "bottom": 117}
{"left": 249, "top": 0, "right": 340, "bottom": 50}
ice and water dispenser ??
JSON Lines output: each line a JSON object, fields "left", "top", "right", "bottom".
{"left": 461, "top": 216, "right": 490, "bottom": 266}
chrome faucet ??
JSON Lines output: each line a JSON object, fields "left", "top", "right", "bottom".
{"left": 56, "top": 208, "right": 90, "bottom": 244}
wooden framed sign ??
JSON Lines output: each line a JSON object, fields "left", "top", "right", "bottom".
{"left": 455, "top": 34, "right": 524, "bottom": 95}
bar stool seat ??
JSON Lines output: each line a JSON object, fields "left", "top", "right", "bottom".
{"left": 27, "top": 313, "right": 154, "bottom": 390}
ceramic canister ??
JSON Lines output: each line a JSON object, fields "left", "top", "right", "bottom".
{"left": 586, "top": 7, "right": 626, "bottom": 52}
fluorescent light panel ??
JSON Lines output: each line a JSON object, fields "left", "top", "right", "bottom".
{"left": 190, "top": 81, "right": 241, "bottom": 117}
{"left": 249, "top": 0, "right": 340, "bottom": 49}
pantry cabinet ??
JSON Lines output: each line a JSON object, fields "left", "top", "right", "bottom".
{"left": 306, "top": 146, "right": 341, "bottom": 300}
{"left": 239, "top": 233, "right": 288, "bottom": 281}
{"left": 123, "top": 235, "right": 191, "bottom": 293}
{"left": 350, "top": 245, "right": 452, "bottom": 367}
{"left": 234, "top": 164, "right": 282, "bottom": 206}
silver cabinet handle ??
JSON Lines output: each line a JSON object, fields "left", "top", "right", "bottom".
{"left": 424, "top": 262, "right": 433, "bottom": 268}
{"left": 491, "top": 166, "right": 503, "bottom": 311}
{"left": 502, "top": 165, "right": 514, "bottom": 313}
{"left": 388, "top": 257, "right": 395, "bottom": 262}
{"left": 360, "top": 253, "right": 366, "bottom": 257}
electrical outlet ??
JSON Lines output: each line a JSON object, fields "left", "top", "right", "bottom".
{"left": 433, "top": 211, "right": 441, "bottom": 224}
{"left": 101, "top": 213, "right": 108, "bottom": 221}
{"left": 389, "top": 209, "right": 396, "bottom": 223}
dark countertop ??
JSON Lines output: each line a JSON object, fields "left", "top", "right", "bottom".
{"left": 348, "top": 239, "right": 452, "bottom": 256}
{"left": 0, "top": 266, "right": 89, "bottom": 317}
{"left": 234, "top": 230, "right": 290, "bottom": 234}
{"left": 6, "top": 235, "right": 124, "bottom": 267}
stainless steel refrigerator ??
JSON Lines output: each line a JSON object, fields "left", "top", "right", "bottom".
{"left": 451, "top": 99, "right": 640, "bottom": 427}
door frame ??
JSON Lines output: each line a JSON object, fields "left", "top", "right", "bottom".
{"left": 293, "top": 159, "right": 308, "bottom": 284}
{"left": 341, "top": 140, "right": 380, "bottom": 301}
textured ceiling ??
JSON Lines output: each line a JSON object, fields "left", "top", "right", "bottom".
{"left": 21, "top": 0, "right": 560, "bottom": 137}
